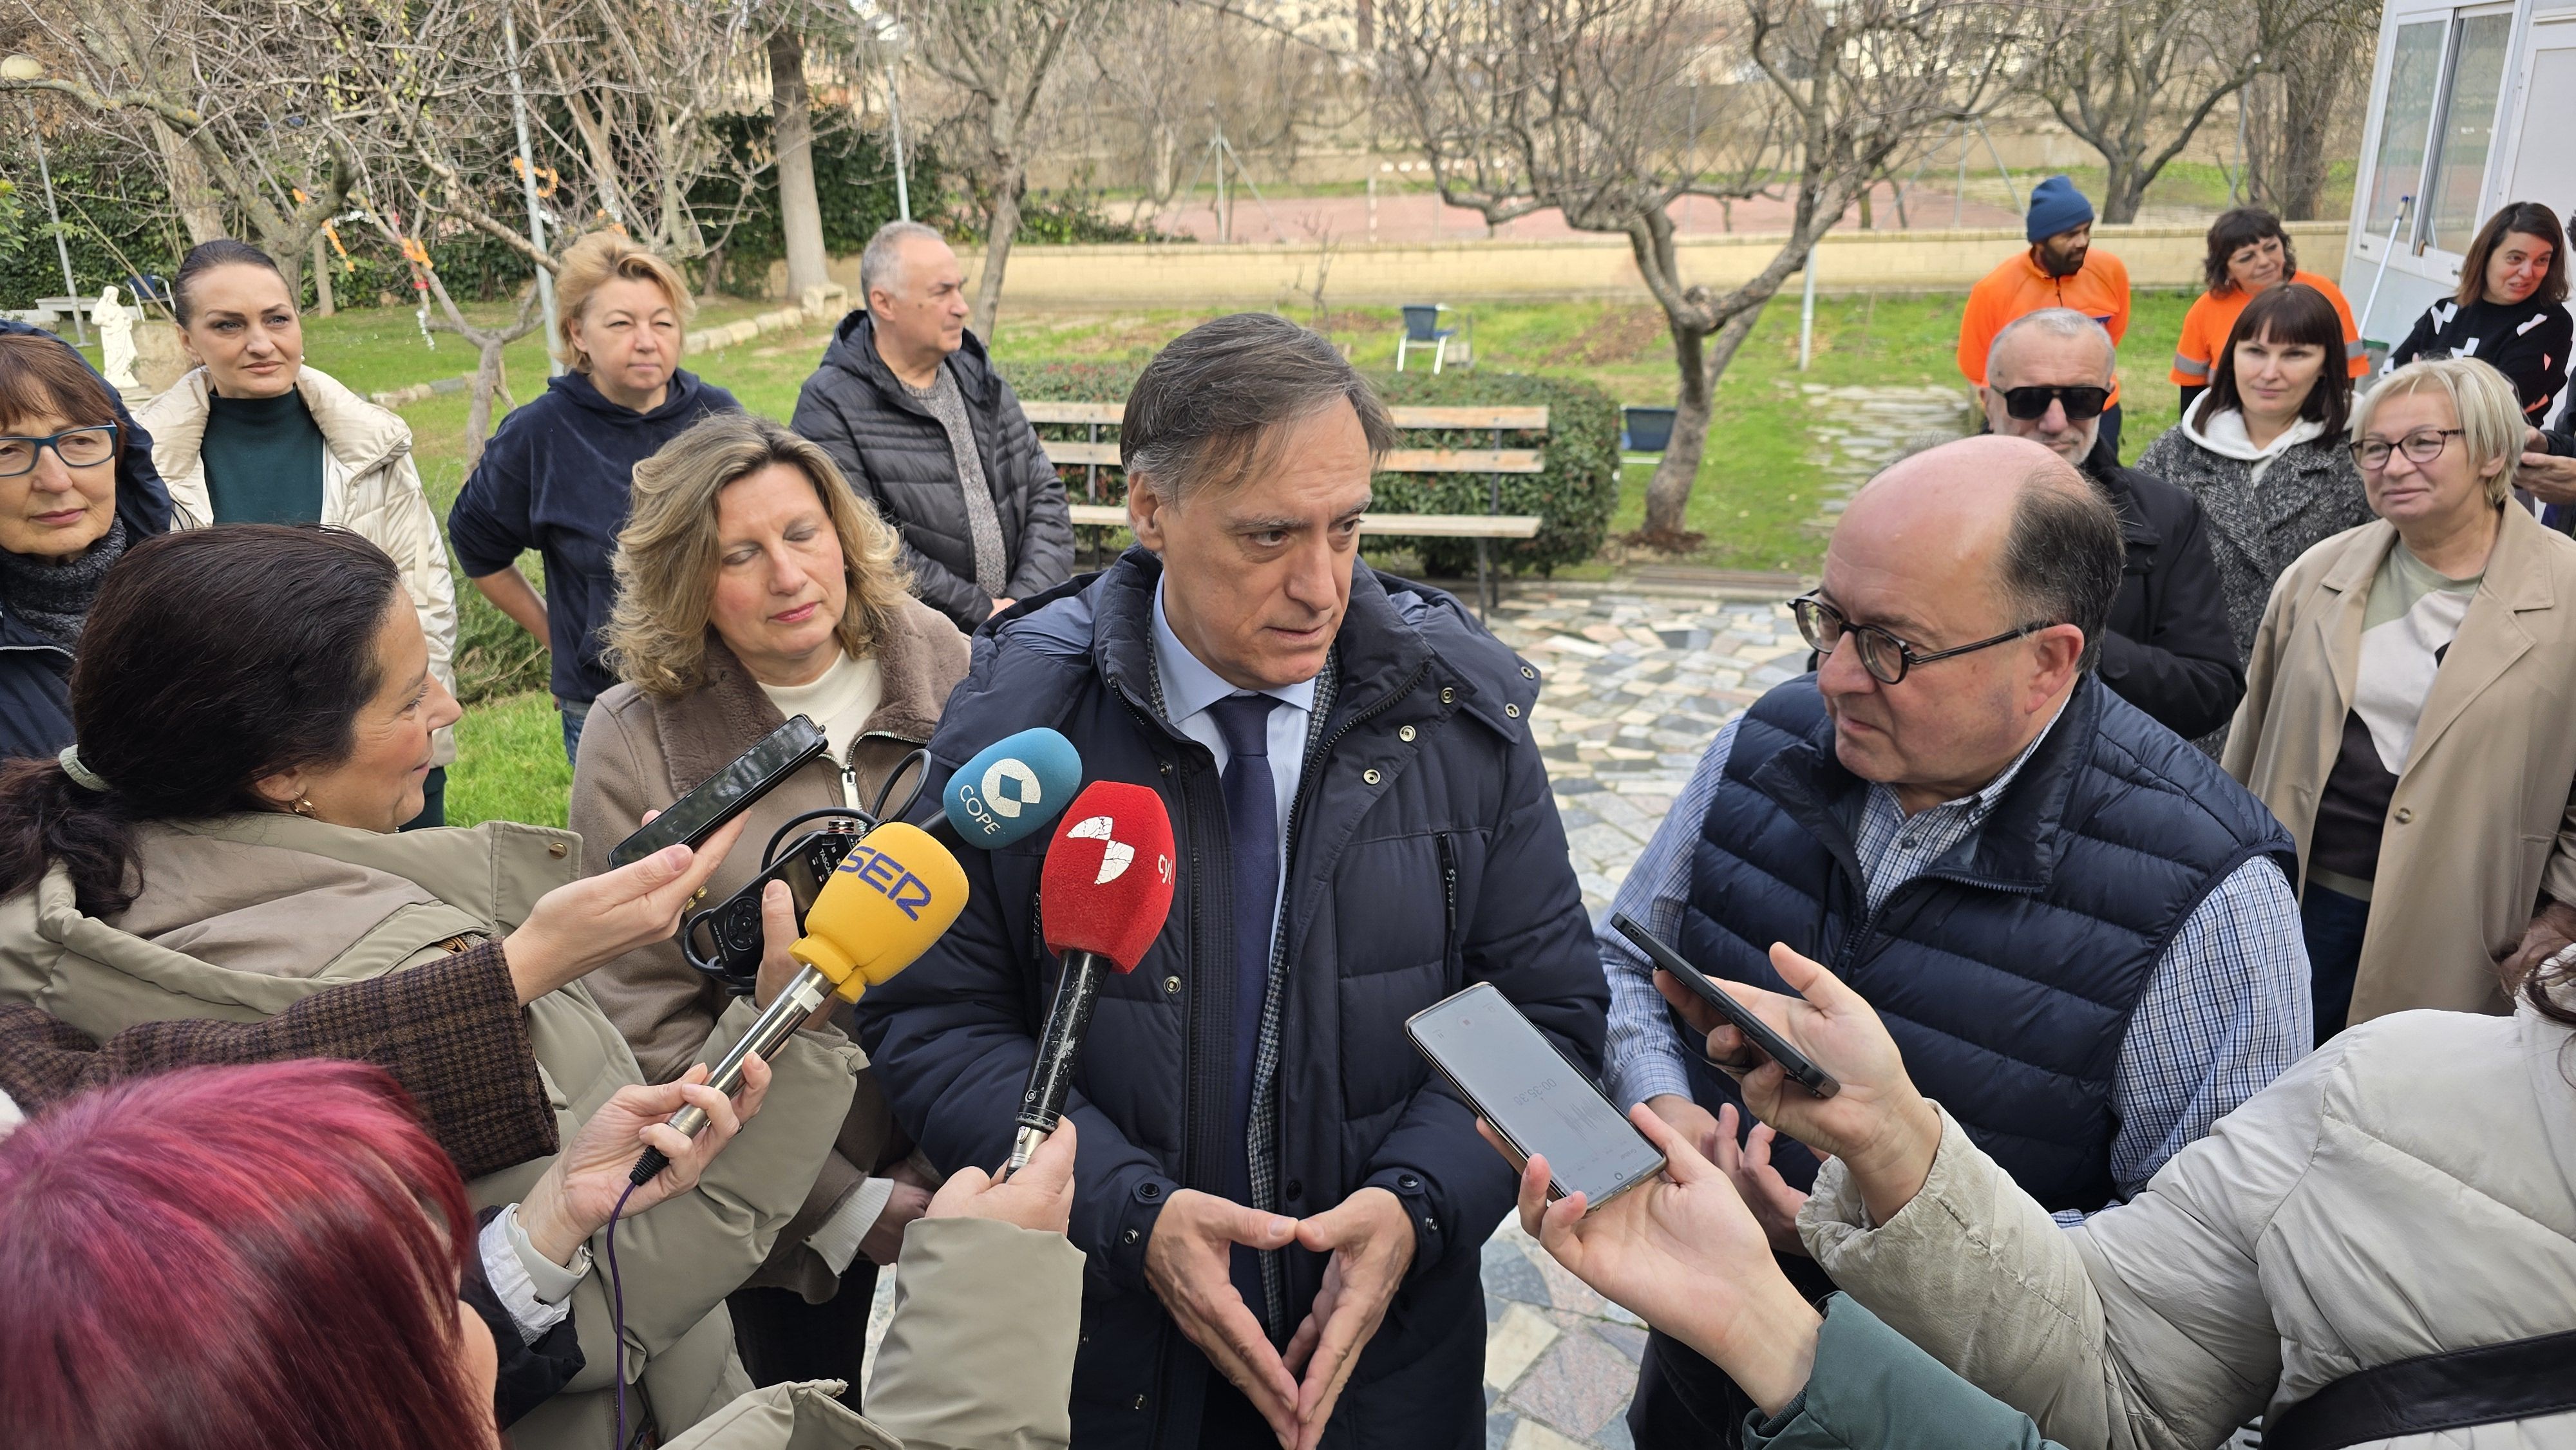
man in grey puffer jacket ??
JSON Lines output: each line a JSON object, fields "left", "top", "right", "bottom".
{"left": 790, "top": 222, "right": 1073, "bottom": 630}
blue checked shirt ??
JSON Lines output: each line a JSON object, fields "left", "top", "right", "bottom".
{"left": 1601, "top": 709, "right": 2311, "bottom": 1215}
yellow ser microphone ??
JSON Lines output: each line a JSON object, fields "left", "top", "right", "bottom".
{"left": 631, "top": 822, "right": 967, "bottom": 1183}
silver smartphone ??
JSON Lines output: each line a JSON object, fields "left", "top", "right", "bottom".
{"left": 1406, "top": 982, "right": 1665, "bottom": 1210}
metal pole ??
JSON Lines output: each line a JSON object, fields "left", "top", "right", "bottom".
{"left": 886, "top": 57, "right": 911, "bottom": 221}
{"left": 2231, "top": 80, "right": 2248, "bottom": 205}
{"left": 1798, "top": 251, "right": 1817, "bottom": 371}
{"left": 24, "top": 103, "right": 84, "bottom": 346}
{"left": 1953, "top": 124, "right": 1966, "bottom": 229}
{"left": 502, "top": 10, "right": 558, "bottom": 372}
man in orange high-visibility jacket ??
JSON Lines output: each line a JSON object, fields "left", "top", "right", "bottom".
{"left": 1960, "top": 176, "right": 2134, "bottom": 457}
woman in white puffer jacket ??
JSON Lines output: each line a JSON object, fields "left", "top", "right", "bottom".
{"left": 135, "top": 239, "right": 459, "bottom": 825}
{"left": 1660, "top": 938, "right": 2576, "bottom": 1449}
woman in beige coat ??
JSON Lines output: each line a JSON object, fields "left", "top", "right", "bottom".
{"left": 2223, "top": 357, "right": 2576, "bottom": 1038}
{"left": 570, "top": 413, "right": 970, "bottom": 1396}
{"left": 135, "top": 239, "right": 460, "bottom": 825}
{"left": 1651, "top": 937, "right": 2576, "bottom": 1450}
{"left": 0, "top": 524, "right": 866, "bottom": 1450}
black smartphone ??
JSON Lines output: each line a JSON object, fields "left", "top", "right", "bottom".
{"left": 681, "top": 827, "right": 864, "bottom": 994}
{"left": 1609, "top": 913, "right": 1841, "bottom": 1099}
{"left": 1406, "top": 983, "right": 1665, "bottom": 1210}
{"left": 606, "top": 715, "right": 829, "bottom": 869}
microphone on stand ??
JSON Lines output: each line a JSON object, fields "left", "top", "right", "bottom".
{"left": 631, "top": 821, "right": 967, "bottom": 1184}
{"left": 1008, "top": 781, "right": 1177, "bottom": 1176}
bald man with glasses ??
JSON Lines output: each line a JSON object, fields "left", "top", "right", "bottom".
{"left": 1599, "top": 435, "right": 2311, "bottom": 1450}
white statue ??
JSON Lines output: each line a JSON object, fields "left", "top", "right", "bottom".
{"left": 95, "top": 285, "right": 140, "bottom": 391}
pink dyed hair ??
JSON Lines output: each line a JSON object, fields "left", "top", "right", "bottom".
{"left": 0, "top": 1059, "right": 495, "bottom": 1449}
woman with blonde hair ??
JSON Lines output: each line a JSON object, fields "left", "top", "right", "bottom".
{"left": 448, "top": 231, "right": 740, "bottom": 764}
{"left": 2225, "top": 356, "right": 2576, "bottom": 1039}
{"left": 571, "top": 411, "right": 969, "bottom": 1403}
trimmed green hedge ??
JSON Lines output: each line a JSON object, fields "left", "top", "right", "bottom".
{"left": 1001, "top": 362, "right": 1618, "bottom": 576}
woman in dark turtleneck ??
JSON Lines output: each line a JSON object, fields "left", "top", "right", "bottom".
{"left": 0, "top": 329, "right": 169, "bottom": 762}
{"left": 137, "top": 240, "right": 459, "bottom": 827}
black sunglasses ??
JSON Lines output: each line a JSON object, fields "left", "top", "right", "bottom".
{"left": 1997, "top": 385, "right": 2110, "bottom": 422}
{"left": 1791, "top": 594, "right": 2054, "bottom": 685}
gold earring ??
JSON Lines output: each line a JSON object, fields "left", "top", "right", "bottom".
{"left": 292, "top": 796, "right": 316, "bottom": 817}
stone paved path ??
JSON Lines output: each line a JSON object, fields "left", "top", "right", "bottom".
{"left": 1489, "top": 588, "right": 1810, "bottom": 920}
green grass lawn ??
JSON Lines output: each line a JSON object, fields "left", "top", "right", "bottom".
{"left": 281, "top": 285, "right": 2192, "bottom": 825}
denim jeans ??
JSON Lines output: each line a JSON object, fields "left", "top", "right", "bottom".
{"left": 2301, "top": 880, "right": 2372, "bottom": 1044}
{"left": 556, "top": 697, "right": 594, "bottom": 768}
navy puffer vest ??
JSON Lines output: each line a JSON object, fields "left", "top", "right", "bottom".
{"left": 1680, "top": 675, "right": 2295, "bottom": 1211}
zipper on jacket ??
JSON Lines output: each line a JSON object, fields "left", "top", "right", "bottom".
{"left": 842, "top": 728, "right": 929, "bottom": 813}
{"left": 1436, "top": 831, "right": 1459, "bottom": 965}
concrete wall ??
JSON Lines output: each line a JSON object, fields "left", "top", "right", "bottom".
{"left": 813, "top": 221, "right": 2346, "bottom": 310}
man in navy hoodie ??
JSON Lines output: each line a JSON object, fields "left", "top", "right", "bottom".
{"left": 858, "top": 314, "right": 1605, "bottom": 1450}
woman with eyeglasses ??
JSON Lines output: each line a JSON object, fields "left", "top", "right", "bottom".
{"left": 2137, "top": 283, "right": 2373, "bottom": 680}
{"left": 0, "top": 328, "right": 173, "bottom": 762}
{"left": 2225, "top": 357, "right": 2576, "bottom": 1040}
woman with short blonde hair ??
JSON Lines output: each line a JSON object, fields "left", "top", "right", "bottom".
{"left": 572, "top": 411, "right": 969, "bottom": 1401}
{"left": 446, "top": 229, "right": 741, "bottom": 764}
{"left": 2225, "top": 356, "right": 2576, "bottom": 1039}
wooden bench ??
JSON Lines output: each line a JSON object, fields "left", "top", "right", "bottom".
{"left": 1025, "top": 402, "right": 1549, "bottom": 616}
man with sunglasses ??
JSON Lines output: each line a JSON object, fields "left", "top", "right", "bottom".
{"left": 1598, "top": 435, "right": 2307, "bottom": 1450}
{"left": 1981, "top": 308, "right": 2240, "bottom": 738}
{"left": 1958, "top": 176, "right": 2134, "bottom": 458}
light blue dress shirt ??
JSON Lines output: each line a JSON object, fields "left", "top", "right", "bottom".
{"left": 1150, "top": 580, "right": 1315, "bottom": 946}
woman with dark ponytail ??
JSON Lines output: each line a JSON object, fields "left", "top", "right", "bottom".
{"left": 0, "top": 523, "right": 876, "bottom": 1450}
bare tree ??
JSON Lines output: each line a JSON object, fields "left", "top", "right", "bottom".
{"left": 1, "top": 0, "right": 357, "bottom": 298}
{"left": 2029, "top": 0, "right": 2361, "bottom": 224}
{"left": 769, "top": 23, "right": 831, "bottom": 301}
{"left": 2244, "top": 0, "right": 2376, "bottom": 220}
{"left": 1381, "top": 0, "right": 2018, "bottom": 543}
{"left": 1085, "top": 3, "right": 1349, "bottom": 233}
{"left": 314, "top": 0, "right": 763, "bottom": 453}
{"left": 901, "top": 0, "right": 1108, "bottom": 337}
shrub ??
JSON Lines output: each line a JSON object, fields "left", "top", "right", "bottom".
{"left": 999, "top": 361, "right": 1618, "bottom": 576}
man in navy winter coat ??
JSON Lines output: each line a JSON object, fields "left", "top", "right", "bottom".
{"left": 857, "top": 314, "right": 1607, "bottom": 1450}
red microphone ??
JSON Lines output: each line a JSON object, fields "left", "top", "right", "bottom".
{"left": 1008, "top": 782, "right": 1177, "bottom": 1173}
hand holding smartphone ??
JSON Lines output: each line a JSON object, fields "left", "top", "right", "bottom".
{"left": 1609, "top": 914, "right": 1841, "bottom": 1099}
{"left": 1408, "top": 983, "right": 1664, "bottom": 1210}
{"left": 607, "top": 716, "right": 830, "bottom": 869}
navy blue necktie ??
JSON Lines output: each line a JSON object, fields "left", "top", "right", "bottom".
{"left": 1206, "top": 692, "right": 1281, "bottom": 1313}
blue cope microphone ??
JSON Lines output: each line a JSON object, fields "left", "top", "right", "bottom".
{"left": 940, "top": 727, "right": 1084, "bottom": 849}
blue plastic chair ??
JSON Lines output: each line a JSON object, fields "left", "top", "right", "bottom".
{"left": 1621, "top": 406, "right": 1678, "bottom": 453}
{"left": 1397, "top": 304, "right": 1461, "bottom": 373}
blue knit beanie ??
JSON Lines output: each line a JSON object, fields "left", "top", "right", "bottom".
{"left": 2024, "top": 176, "right": 2095, "bottom": 243}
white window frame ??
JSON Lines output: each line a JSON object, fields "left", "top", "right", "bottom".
{"left": 2351, "top": 0, "right": 2526, "bottom": 288}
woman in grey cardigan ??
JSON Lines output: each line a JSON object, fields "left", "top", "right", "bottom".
{"left": 2135, "top": 282, "right": 2373, "bottom": 668}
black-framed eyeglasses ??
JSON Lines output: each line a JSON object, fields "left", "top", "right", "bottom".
{"left": 1997, "top": 385, "right": 2110, "bottom": 422}
{"left": 0, "top": 424, "right": 119, "bottom": 479}
{"left": 1790, "top": 594, "right": 2054, "bottom": 685}
{"left": 2348, "top": 428, "right": 2462, "bottom": 471}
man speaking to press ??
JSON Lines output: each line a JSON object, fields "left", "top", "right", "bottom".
{"left": 858, "top": 314, "right": 1606, "bottom": 1449}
